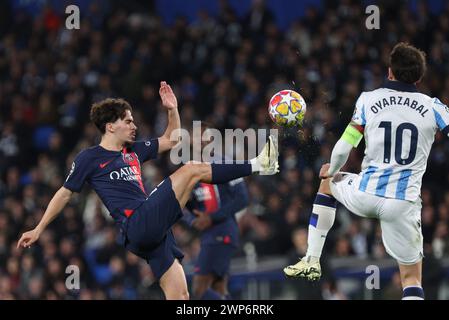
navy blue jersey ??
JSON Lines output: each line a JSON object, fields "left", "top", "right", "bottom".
{"left": 186, "top": 177, "right": 249, "bottom": 246}
{"left": 63, "top": 139, "right": 159, "bottom": 221}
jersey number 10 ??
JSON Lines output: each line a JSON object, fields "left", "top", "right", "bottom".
{"left": 379, "top": 121, "right": 418, "bottom": 165}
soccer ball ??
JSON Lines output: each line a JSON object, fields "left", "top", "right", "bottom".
{"left": 268, "top": 90, "right": 307, "bottom": 127}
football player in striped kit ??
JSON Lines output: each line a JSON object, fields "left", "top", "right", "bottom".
{"left": 284, "top": 43, "right": 449, "bottom": 300}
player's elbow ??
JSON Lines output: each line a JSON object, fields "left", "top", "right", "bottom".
{"left": 59, "top": 187, "right": 73, "bottom": 202}
{"left": 159, "top": 135, "right": 179, "bottom": 152}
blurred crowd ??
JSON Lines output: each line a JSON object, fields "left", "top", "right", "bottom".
{"left": 1, "top": 0, "right": 449, "bottom": 299}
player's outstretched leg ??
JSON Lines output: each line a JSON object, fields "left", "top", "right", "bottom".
{"left": 170, "top": 135, "right": 279, "bottom": 208}
{"left": 283, "top": 178, "right": 336, "bottom": 281}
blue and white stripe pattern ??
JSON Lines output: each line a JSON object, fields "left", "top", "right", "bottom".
{"left": 359, "top": 166, "right": 377, "bottom": 192}
{"left": 361, "top": 104, "right": 366, "bottom": 126}
{"left": 433, "top": 98, "right": 449, "bottom": 137}
{"left": 358, "top": 167, "right": 414, "bottom": 200}
{"left": 395, "top": 169, "right": 412, "bottom": 200}
{"left": 375, "top": 169, "right": 393, "bottom": 197}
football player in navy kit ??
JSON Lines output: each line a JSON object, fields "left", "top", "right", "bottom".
{"left": 18, "top": 81, "right": 279, "bottom": 299}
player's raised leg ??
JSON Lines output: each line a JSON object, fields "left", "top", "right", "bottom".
{"left": 283, "top": 176, "right": 336, "bottom": 280}
{"left": 170, "top": 135, "right": 279, "bottom": 208}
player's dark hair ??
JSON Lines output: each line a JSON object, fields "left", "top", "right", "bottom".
{"left": 90, "top": 98, "right": 132, "bottom": 134}
{"left": 389, "top": 42, "right": 426, "bottom": 84}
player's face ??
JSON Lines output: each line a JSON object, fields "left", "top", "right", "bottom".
{"left": 112, "top": 110, "right": 137, "bottom": 143}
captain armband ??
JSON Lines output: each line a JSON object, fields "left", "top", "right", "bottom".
{"left": 341, "top": 123, "right": 364, "bottom": 147}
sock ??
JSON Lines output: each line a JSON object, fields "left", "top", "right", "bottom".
{"left": 200, "top": 288, "right": 224, "bottom": 300}
{"left": 402, "top": 286, "right": 424, "bottom": 300}
{"left": 224, "top": 293, "right": 232, "bottom": 300}
{"left": 210, "top": 162, "right": 252, "bottom": 184}
{"left": 250, "top": 158, "right": 261, "bottom": 172}
{"left": 305, "top": 193, "right": 337, "bottom": 259}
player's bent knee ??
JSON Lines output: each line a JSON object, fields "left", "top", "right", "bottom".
{"left": 165, "top": 289, "right": 189, "bottom": 300}
{"left": 180, "top": 290, "right": 190, "bottom": 300}
{"left": 184, "top": 162, "right": 210, "bottom": 180}
{"left": 318, "top": 178, "right": 333, "bottom": 196}
{"left": 161, "top": 281, "right": 190, "bottom": 300}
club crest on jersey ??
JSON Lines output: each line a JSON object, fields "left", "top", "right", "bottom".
{"left": 123, "top": 153, "right": 134, "bottom": 162}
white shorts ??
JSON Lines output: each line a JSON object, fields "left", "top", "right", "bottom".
{"left": 329, "top": 173, "right": 423, "bottom": 265}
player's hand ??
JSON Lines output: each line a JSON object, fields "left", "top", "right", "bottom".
{"left": 192, "top": 209, "right": 212, "bottom": 231}
{"left": 319, "top": 163, "right": 331, "bottom": 179}
{"left": 17, "top": 228, "right": 40, "bottom": 249}
{"left": 159, "top": 81, "right": 178, "bottom": 110}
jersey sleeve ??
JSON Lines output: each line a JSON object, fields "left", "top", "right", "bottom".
{"left": 210, "top": 178, "right": 249, "bottom": 224}
{"left": 432, "top": 98, "right": 449, "bottom": 137}
{"left": 341, "top": 93, "right": 366, "bottom": 147}
{"left": 63, "top": 150, "right": 93, "bottom": 193}
{"left": 131, "top": 139, "right": 159, "bottom": 162}
{"left": 351, "top": 92, "right": 367, "bottom": 127}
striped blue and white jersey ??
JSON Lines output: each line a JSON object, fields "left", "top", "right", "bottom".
{"left": 351, "top": 80, "right": 449, "bottom": 202}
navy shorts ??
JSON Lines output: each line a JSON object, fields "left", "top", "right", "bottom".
{"left": 195, "top": 244, "right": 237, "bottom": 278}
{"left": 124, "top": 178, "right": 184, "bottom": 279}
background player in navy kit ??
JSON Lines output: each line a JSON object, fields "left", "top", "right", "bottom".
{"left": 185, "top": 126, "right": 250, "bottom": 300}
{"left": 17, "top": 81, "right": 279, "bottom": 300}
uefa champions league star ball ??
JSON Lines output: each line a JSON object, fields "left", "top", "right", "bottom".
{"left": 268, "top": 90, "right": 307, "bottom": 127}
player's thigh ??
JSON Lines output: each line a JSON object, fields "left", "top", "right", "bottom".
{"left": 169, "top": 162, "right": 210, "bottom": 208}
{"left": 160, "top": 259, "right": 189, "bottom": 300}
{"left": 329, "top": 173, "right": 380, "bottom": 218}
{"left": 379, "top": 199, "right": 423, "bottom": 265}
{"left": 127, "top": 179, "right": 183, "bottom": 246}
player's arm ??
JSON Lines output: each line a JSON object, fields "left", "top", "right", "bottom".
{"left": 209, "top": 179, "right": 249, "bottom": 224}
{"left": 322, "top": 121, "right": 364, "bottom": 178}
{"left": 17, "top": 186, "right": 73, "bottom": 248}
{"left": 158, "top": 81, "right": 181, "bottom": 153}
{"left": 432, "top": 98, "right": 449, "bottom": 137}
{"left": 192, "top": 180, "right": 249, "bottom": 230}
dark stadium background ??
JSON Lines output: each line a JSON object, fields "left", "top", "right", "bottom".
{"left": 0, "top": 0, "right": 448, "bottom": 299}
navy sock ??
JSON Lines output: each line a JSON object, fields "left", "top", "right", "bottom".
{"left": 314, "top": 193, "right": 337, "bottom": 207}
{"left": 200, "top": 288, "right": 224, "bottom": 300}
{"left": 402, "top": 286, "right": 424, "bottom": 300}
{"left": 210, "top": 162, "right": 252, "bottom": 184}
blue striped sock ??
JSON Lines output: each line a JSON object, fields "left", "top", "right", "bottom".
{"left": 306, "top": 193, "right": 337, "bottom": 258}
{"left": 402, "top": 286, "right": 424, "bottom": 300}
